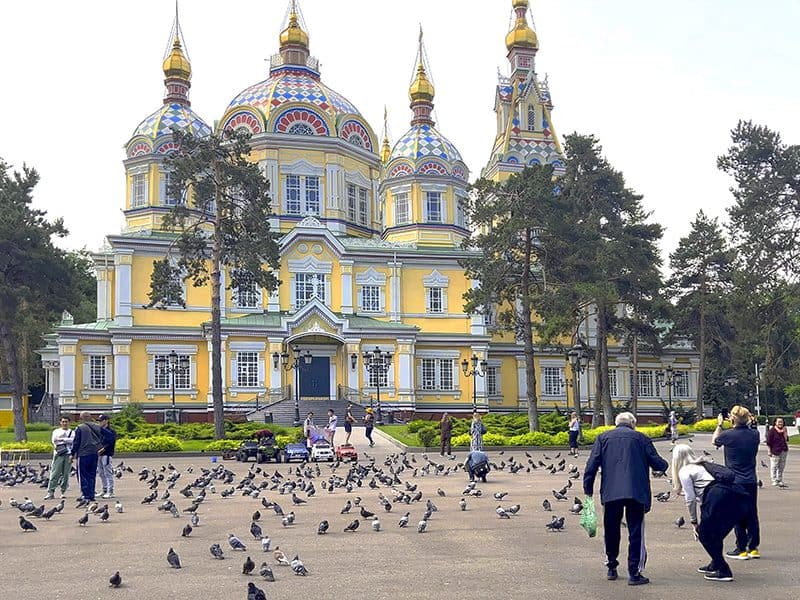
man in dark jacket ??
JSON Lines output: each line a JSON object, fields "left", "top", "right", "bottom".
{"left": 97, "top": 414, "right": 117, "bottom": 499}
{"left": 584, "top": 412, "right": 669, "bottom": 586}
{"left": 70, "top": 412, "right": 104, "bottom": 501}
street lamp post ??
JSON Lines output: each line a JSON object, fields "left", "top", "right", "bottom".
{"left": 566, "top": 339, "right": 593, "bottom": 420}
{"left": 156, "top": 350, "right": 190, "bottom": 424}
{"left": 363, "top": 346, "right": 392, "bottom": 425}
{"left": 656, "top": 365, "right": 684, "bottom": 413}
{"left": 273, "top": 346, "right": 312, "bottom": 427}
{"left": 461, "top": 354, "right": 488, "bottom": 411}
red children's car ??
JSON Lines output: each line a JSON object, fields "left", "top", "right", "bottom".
{"left": 335, "top": 443, "right": 358, "bottom": 461}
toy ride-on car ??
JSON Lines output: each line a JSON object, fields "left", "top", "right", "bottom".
{"left": 283, "top": 442, "right": 310, "bottom": 463}
{"left": 335, "top": 443, "right": 358, "bottom": 461}
{"left": 236, "top": 430, "right": 281, "bottom": 463}
{"left": 310, "top": 439, "right": 335, "bottom": 462}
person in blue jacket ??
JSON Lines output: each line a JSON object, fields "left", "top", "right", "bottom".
{"left": 583, "top": 412, "right": 669, "bottom": 587}
{"left": 70, "top": 412, "right": 105, "bottom": 501}
{"left": 464, "top": 450, "right": 489, "bottom": 482}
{"left": 97, "top": 414, "right": 117, "bottom": 499}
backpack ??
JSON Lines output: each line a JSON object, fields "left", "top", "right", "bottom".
{"left": 701, "top": 460, "right": 736, "bottom": 484}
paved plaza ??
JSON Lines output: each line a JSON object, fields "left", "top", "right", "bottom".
{"left": 1, "top": 429, "right": 798, "bottom": 600}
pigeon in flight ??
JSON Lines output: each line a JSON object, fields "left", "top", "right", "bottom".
{"left": 167, "top": 547, "right": 181, "bottom": 568}
{"left": 109, "top": 571, "right": 122, "bottom": 588}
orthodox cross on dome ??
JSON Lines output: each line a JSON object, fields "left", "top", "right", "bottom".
{"left": 162, "top": 2, "right": 192, "bottom": 106}
{"left": 278, "top": 0, "right": 311, "bottom": 66}
{"left": 408, "top": 26, "right": 436, "bottom": 127}
{"left": 380, "top": 105, "right": 392, "bottom": 163}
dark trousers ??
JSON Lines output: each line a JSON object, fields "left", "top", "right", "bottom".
{"left": 365, "top": 426, "right": 374, "bottom": 445}
{"left": 603, "top": 499, "right": 646, "bottom": 577}
{"left": 698, "top": 483, "right": 749, "bottom": 576}
{"left": 441, "top": 435, "right": 451, "bottom": 455}
{"left": 77, "top": 453, "right": 98, "bottom": 500}
{"left": 733, "top": 482, "right": 760, "bottom": 551}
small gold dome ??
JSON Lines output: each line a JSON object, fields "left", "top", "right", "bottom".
{"left": 163, "top": 37, "right": 191, "bottom": 80}
{"left": 512, "top": 0, "right": 529, "bottom": 8}
{"left": 409, "top": 64, "right": 435, "bottom": 103}
{"left": 505, "top": 18, "right": 538, "bottom": 50}
{"left": 280, "top": 11, "right": 309, "bottom": 48}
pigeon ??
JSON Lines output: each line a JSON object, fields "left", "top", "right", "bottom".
{"left": 507, "top": 504, "right": 521, "bottom": 515}
{"left": 493, "top": 491, "right": 508, "bottom": 500}
{"left": 655, "top": 491, "right": 671, "bottom": 503}
{"left": 545, "top": 516, "right": 565, "bottom": 532}
{"left": 273, "top": 547, "right": 290, "bottom": 566}
{"left": 250, "top": 522, "right": 263, "bottom": 540}
{"left": 344, "top": 519, "right": 360, "bottom": 532}
{"left": 182, "top": 523, "right": 192, "bottom": 537}
{"left": 109, "top": 571, "right": 122, "bottom": 588}
{"left": 114, "top": 500, "right": 123, "bottom": 513}
{"left": 229, "top": 533, "right": 247, "bottom": 551}
{"left": 542, "top": 499, "right": 552, "bottom": 511}
{"left": 569, "top": 498, "right": 583, "bottom": 514}
{"left": 247, "top": 582, "right": 267, "bottom": 600}
{"left": 496, "top": 506, "right": 511, "bottom": 519}
{"left": 675, "top": 516, "right": 686, "bottom": 528}
{"left": 191, "top": 513, "right": 200, "bottom": 527}
{"left": 261, "top": 536, "right": 271, "bottom": 552}
{"left": 371, "top": 516, "right": 381, "bottom": 531}
{"left": 291, "top": 555, "right": 308, "bottom": 576}
{"left": 210, "top": 543, "right": 225, "bottom": 559}
{"left": 398, "top": 512, "right": 410, "bottom": 528}
{"left": 552, "top": 490, "right": 567, "bottom": 501}
{"left": 78, "top": 512, "right": 89, "bottom": 527}
{"left": 167, "top": 547, "right": 181, "bottom": 568}
{"left": 417, "top": 519, "right": 428, "bottom": 533}
{"left": 340, "top": 500, "right": 352, "bottom": 514}
{"left": 360, "top": 506, "right": 375, "bottom": 519}
{"left": 243, "top": 556, "right": 256, "bottom": 575}
{"left": 291, "top": 493, "right": 307, "bottom": 505}
{"left": 259, "top": 562, "right": 275, "bottom": 581}
{"left": 317, "top": 520, "right": 329, "bottom": 534}
{"left": 761, "top": 459, "right": 768, "bottom": 469}
{"left": 459, "top": 498, "right": 467, "bottom": 511}
{"left": 252, "top": 510, "right": 261, "bottom": 522}
{"left": 437, "top": 488, "right": 446, "bottom": 497}
{"left": 19, "top": 515, "right": 37, "bottom": 532}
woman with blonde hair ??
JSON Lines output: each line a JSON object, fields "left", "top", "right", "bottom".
{"left": 672, "top": 443, "right": 749, "bottom": 583}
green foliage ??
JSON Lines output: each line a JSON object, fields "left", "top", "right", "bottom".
{"left": 116, "top": 436, "right": 183, "bottom": 452}
{"left": 24, "top": 422, "right": 52, "bottom": 431}
{"left": 538, "top": 410, "right": 568, "bottom": 435}
{"left": 693, "top": 418, "right": 731, "bottom": 432}
{"left": 451, "top": 433, "right": 472, "bottom": 447}
{"left": 203, "top": 439, "right": 241, "bottom": 452}
{"left": 417, "top": 426, "right": 438, "bottom": 448}
{"left": 785, "top": 384, "right": 800, "bottom": 413}
{"left": 0, "top": 441, "right": 52, "bottom": 453}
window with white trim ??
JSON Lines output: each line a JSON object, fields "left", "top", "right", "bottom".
{"left": 294, "top": 273, "right": 326, "bottom": 307}
{"left": 236, "top": 352, "right": 259, "bottom": 388}
{"left": 420, "top": 358, "right": 454, "bottom": 391}
{"left": 285, "top": 175, "right": 301, "bottom": 214}
{"left": 361, "top": 285, "right": 381, "bottom": 312}
{"left": 233, "top": 271, "right": 259, "bottom": 309}
{"left": 153, "top": 354, "right": 191, "bottom": 390}
{"left": 394, "top": 193, "right": 409, "bottom": 225}
{"left": 89, "top": 356, "right": 106, "bottom": 390}
{"left": 483, "top": 305, "right": 495, "bottom": 326}
{"left": 358, "top": 187, "right": 368, "bottom": 225}
{"left": 455, "top": 197, "right": 467, "bottom": 228}
{"left": 486, "top": 366, "right": 500, "bottom": 396}
{"left": 527, "top": 105, "right": 536, "bottom": 131}
{"left": 675, "top": 370, "right": 690, "bottom": 398}
{"left": 131, "top": 173, "right": 148, "bottom": 208}
{"left": 633, "top": 370, "right": 655, "bottom": 398}
{"left": 425, "top": 191, "right": 442, "bottom": 222}
{"left": 159, "top": 171, "right": 182, "bottom": 206}
{"left": 426, "top": 287, "right": 444, "bottom": 313}
{"left": 368, "top": 366, "right": 389, "bottom": 388}
{"left": 347, "top": 184, "right": 357, "bottom": 222}
{"left": 609, "top": 368, "right": 618, "bottom": 397}
{"left": 542, "top": 366, "right": 565, "bottom": 395}
{"left": 304, "top": 176, "right": 320, "bottom": 214}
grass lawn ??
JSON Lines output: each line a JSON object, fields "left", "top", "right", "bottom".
{"left": 377, "top": 425, "right": 419, "bottom": 447}
{"left": 0, "top": 430, "right": 51, "bottom": 444}
{"left": 789, "top": 434, "right": 800, "bottom": 446}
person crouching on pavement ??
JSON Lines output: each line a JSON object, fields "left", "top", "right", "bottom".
{"left": 465, "top": 450, "right": 489, "bottom": 483}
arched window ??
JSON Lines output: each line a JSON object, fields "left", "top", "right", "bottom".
{"left": 527, "top": 105, "right": 536, "bottom": 131}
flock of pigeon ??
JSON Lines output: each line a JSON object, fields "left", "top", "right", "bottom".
{"left": 2, "top": 448, "right": 683, "bottom": 599}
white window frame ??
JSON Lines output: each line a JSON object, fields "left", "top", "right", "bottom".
{"left": 542, "top": 366, "right": 565, "bottom": 396}
{"left": 294, "top": 272, "right": 326, "bottom": 308}
{"left": 675, "top": 369, "right": 690, "bottom": 398}
{"left": 527, "top": 105, "right": 536, "bottom": 132}
{"left": 635, "top": 370, "right": 655, "bottom": 398}
{"left": 285, "top": 174, "right": 302, "bottom": 214}
{"left": 360, "top": 285, "right": 381, "bottom": 312}
{"left": 347, "top": 184, "right": 357, "bottom": 222}
{"left": 426, "top": 287, "right": 444, "bottom": 314}
{"left": 425, "top": 191, "right": 442, "bottom": 223}
{"left": 159, "top": 170, "right": 182, "bottom": 206}
{"left": 130, "top": 172, "right": 148, "bottom": 208}
{"left": 358, "top": 186, "right": 368, "bottom": 225}
{"left": 420, "top": 358, "right": 454, "bottom": 391}
{"left": 236, "top": 351, "right": 259, "bottom": 388}
{"left": 304, "top": 175, "right": 320, "bottom": 215}
{"left": 153, "top": 354, "right": 192, "bottom": 390}
{"left": 609, "top": 368, "right": 618, "bottom": 397}
{"left": 89, "top": 355, "right": 107, "bottom": 390}
{"left": 486, "top": 365, "right": 500, "bottom": 397}
{"left": 233, "top": 272, "right": 260, "bottom": 309}
{"left": 394, "top": 192, "right": 410, "bottom": 225}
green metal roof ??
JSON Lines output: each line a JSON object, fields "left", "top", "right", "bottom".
{"left": 217, "top": 314, "right": 283, "bottom": 327}
{"left": 65, "top": 319, "right": 115, "bottom": 330}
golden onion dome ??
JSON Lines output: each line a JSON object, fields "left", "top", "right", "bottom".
{"left": 512, "top": 0, "right": 529, "bottom": 8}
{"left": 505, "top": 18, "right": 538, "bottom": 50}
{"left": 280, "top": 11, "right": 309, "bottom": 48}
{"left": 409, "top": 64, "right": 435, "bottom": 103}
{"left": 162, "top": 36, "right": 191, "bottom": 80}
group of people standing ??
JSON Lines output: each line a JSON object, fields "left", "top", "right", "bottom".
{"left": 45, "top": 411, "right": 117, "bottom": 502}
{"left": 302, "top": 404, "right": 376, "bottom": 449}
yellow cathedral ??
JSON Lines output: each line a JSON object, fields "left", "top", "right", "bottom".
{"left": 40, "top": 1, "right": 698, "bottom": 424}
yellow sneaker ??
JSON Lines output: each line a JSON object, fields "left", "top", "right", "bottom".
{"left": 748, "top": 549, "right": 760, "bottom": 559}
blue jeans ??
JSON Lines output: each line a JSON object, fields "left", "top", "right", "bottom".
{"left": 77, "top": 454, "right": 98, "bottom": 500}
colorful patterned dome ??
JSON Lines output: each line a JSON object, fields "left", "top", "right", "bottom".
{"left": 126, "top": 103, "right": 211, "bottom": 157}
{"left": 386, "top": 125, "right": 467, "bottom": 181}
{"left": 220, "top": 68, "right": 376, "bottom": 153}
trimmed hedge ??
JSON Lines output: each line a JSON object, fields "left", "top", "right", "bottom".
{"left": 203, "top": 439, "right": 241, "bottom": 452}
{"left": 692, "top": 419, "right": 732, "bottom": 432}
{"left": 116, "top": 436, "right": 183, "bottom": 452}
{"left": 0, "top": 441, "right": 53, "bottom": 453}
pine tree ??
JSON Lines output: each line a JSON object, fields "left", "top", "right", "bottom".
{"left": 147, "top": 129, "right": 281, "bottom": 439}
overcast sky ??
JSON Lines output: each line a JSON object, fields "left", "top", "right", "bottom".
{"left": 2, "top": 0, "right": 798, "bottom": 263}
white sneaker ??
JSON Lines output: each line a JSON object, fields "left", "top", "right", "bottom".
{"left": 59, "top": 493, "right": 66, "bottom": 499}
{"left": 44, "top": 493, "right": 54, "bottom": 500}
{"left": 102, "top": 492, "right": 114, "bottom": 499}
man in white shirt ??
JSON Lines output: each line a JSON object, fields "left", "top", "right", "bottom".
{"left": 325, "top": 408, "right": 338, "bottom": 445}
{"left": 46, "top": 416, "right": 74, "bottom": 499}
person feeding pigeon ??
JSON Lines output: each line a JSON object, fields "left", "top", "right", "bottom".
{"left": 583, "top": 412, "right": 668, "bottom": 586}
{"left": 671, "top": 443, "right": 750, "bottom": 582}
{"left": 464, "top": 450, "right": 489, "bottom": 483}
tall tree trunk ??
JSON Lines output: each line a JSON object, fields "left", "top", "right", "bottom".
{"left": 595, "top": 304, "right": 613, "bottom": 425}
{"left": 211, "top": 164, "right": 225, "bottom": 439}
{"left": 522, "top": 228, "right": 539, "bottom": 431}
{"left": 0, "top": 318, "right": 27, "bottom": 441}
{"left": 631, "top": 331, "right": 639, "bottom": 417}
{"left": 697, "top": 273, "right": 707, "bottom": 418}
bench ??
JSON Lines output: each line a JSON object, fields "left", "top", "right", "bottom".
{"left": 0, "top": 448, "right": 31, "bottom": 464}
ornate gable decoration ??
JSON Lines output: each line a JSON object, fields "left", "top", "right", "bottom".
{"left": 355, "top": 267, "right": 387, "bottom": 286}
{"left": 422, "top": 269, "right": 449, "bottom": 287}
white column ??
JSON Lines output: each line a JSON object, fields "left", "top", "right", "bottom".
{"left": 114, "top": 249, "right": 134, "bottom": 327}
{"left": 389, "top": 259, "right": 402, "bottom": 322}
{"left": 397, "top": 338, "right": 415, "bottom": 406}
{"left": 95, "top": 255, "right": 112, "bottom": 320}
{"left": 267, "top": 289, "right": 280, "bottom": 313}
{"left": 112, "top": 338, "right": 131, "bottom": 403}
{"left": 268, "top": 337, "right": 284, "bottom": 393}
{"left": 345, "top": 340, "right": 360, "bottom": 390}
{"left": 516, "top": 356, "right": 527, "bottom": 407}
{"left": 59, "top": 338, "right": 78, "bottom": 402}
{"left": 325, "top": 163, "right": 341, "bottom": 208}
{"left": 341, "top": 261, "right": 354, "bottom": 314}
{"left": 469, "top": 280, "right": 487, "bottom": 335}
{"left": 471, "top": 345, "right": 488, "bottom": 407}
